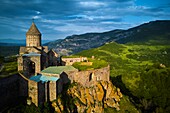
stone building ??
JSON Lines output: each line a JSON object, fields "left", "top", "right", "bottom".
{"left": 18, "top": 22, "right": 49, "bottom": 77}
{"left": 62, "top": 57, "right": 87, "bottom": 65}
{"left": 18, "top": 22, "right": 110, "bottom": 107}
{"left": 18, "top": 22, "right": 61, "bottom": 106}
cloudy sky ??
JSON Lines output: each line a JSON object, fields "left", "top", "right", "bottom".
{"left": 0, "top": 0, "right": 170, "bottom": 41}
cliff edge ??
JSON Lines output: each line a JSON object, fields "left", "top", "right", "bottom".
{"left": 52, "top": 80, "right": 122, "bottom": 113}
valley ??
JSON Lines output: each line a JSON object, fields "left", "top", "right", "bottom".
{"left": 0, "top": 20, "right": 170, "bottom": 113}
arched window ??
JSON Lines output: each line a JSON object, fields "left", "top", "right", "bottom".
{"left": 89, "top": 73, "right": 93, "bottom": 81}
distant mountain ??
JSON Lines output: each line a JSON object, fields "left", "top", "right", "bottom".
{"left": 0, "top": 39, "right": 51, "bottom": 46}
{"left": 0, "top": 39, "right": 51, "bottom": 56}
{"left": 0, "top": 43, "right": 24, "bottom": 46}
{"left": 0, "top": 39, "right": 25, "bottom": 46}
{"left": 46, "top": 29, "right": 124, "bottom": 55}
{"left": 46, "top": 20, "right": 170, "bottom": 55}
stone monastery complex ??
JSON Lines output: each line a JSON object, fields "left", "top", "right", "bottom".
{"left": 17, "top": 22, "right": 110, "bottom": 106}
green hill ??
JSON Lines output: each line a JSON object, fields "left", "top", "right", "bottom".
{"left": 76, "top": 42, "right": 170, "bottom": 76}
{"left": 75, "top": 42, "right": 170, "bottom": 112}
{"left": 0, "top": 46, "right": 20, "bottom": 57}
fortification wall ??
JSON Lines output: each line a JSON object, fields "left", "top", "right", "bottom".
{"left": 19, "top": 73, "right": 45, "bottom": 106}
{"left": 28, "top": 80, "right": 39, "bottom": 106}
{"left": 0, "top": 74, "right": 20, "bottom": 110}
{"left": 19, "top": 73, "right": 62, "bottom": 106}
{"left": 65, "top": 65, "right": 110, "bottom": 87}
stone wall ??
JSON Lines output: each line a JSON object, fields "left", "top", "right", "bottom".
{"left": 65, "top": 65, "right": 110, "bottom": 87}
{"left": 18, "top": 46, "right": 48, "bottom": 75}
{"left": 28, "top": 80, "right": 39, "bottom": 106}
{"left": 62, "top": 57, "right": 87, "bottom": 66}
{"left": 15, "top": 65, "right": 110, "bottom": 107}
{"left": 26, "top": 35, "right": 41, "bottom": 47}
{"left": 48, "top": 50, "right": 59, "bottom": 66}
{"left": 23, "top": 56, "right": 41, "bottom": 76}
{"left": 18, "top": 73, "right": 45, "bottom": 106}
{"left": 43, "top": 65, "right": 110, "bottom": 89}
{"left": 41, "top": 72, "right": 60, "bottom": 78}
{"left": 0, "top": 74, "right": 20, "bottom": 110}
{"left": 19, "top": 72, "right": 63, "bottom": 106}
{"left": 49, "top": 81, "right": 57, "bottom": 101}
{"left": 27, "top": 79, "right": 58, "bottom": 106}
{"left": 18, "top": 56, "right": 23, "bottom": 71}
{"left": 19, "top": 46, "right": 48, "bottom": 55}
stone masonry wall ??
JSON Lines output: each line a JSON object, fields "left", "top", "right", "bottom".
{"left": 0, "top": 74, "right": 19, "bottom": 110}
{"left": 62, "top": 57, "right": 87, "bottom": 66}
{"left": 18, "top": 56, "right": 23, "bottom": 71}
{"left": 65, "top": 65, "right": 110, "bottom": 87}
{"left": 28, "top": 80, "right": 39, "bottom": 106}
{"left": 26, "top": 35, "right": 41, "bottom": 47}
{"left": 28, "top": 80, "right": 46, "bottom": 106}
{"left": 41, "top": 72, "right": 60, "bottom": 78}
{"left": 49, "top": 81, "right": 57, "bottom": 101}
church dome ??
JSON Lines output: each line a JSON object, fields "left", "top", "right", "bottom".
{"left": 26, "top": 22, "right": 41, "bottom": 35}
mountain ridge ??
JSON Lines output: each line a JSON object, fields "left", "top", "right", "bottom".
{"left": 0, "top": 39, "right": 51, "bottom": 46}
{"left": 46, "top": 20, "right": 170, "bottom": 55}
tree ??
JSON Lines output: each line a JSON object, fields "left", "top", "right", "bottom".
{"left": 134, "top": 65, "right": 170, "bottom": 112}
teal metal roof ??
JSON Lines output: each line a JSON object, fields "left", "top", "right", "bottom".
{"left": 41, "top": 65, "right": 77, "bottom": 74}
{"left": 30, "top": 74, "right": 59, "bottom": 83}
{"left": 23, "top": 52, "right": 41, "bottom": 57}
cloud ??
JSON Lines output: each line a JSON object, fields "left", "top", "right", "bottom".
{"left": 0, "top": 0, "right": 170, "bottom": 40}
{"left": 36, "top": 11, "right": 41, "bottom": 14}
{"left": 79, "top": 1, "right": 107, "bottom": 8}
{"left": 67, "top": 14, "right": 94, "bottom": 20}
{"left": 32, "top": 15, "right": 41, "bottom": 19}
{"left": 114, "top": 0, "right": 134, "bottom": 2}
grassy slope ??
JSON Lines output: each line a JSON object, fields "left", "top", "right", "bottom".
{"left": 76, "top": 42, "right": 170, "bottom": 76}
{"left": 0, "top": 56, "right": 18, "bottom": 78}
{"left": 76, "top": 42, "right": 170, "bottom": 112}
{"left": 77, "top": 42, "right": 170, "bottom": 88}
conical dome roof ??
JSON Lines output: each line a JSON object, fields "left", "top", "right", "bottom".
{"left": 26, "top": 22, "right": 41, "bottom": 35}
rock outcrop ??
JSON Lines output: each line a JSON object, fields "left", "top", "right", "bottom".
{"left": 52, "top": 81, "right": 122, "bottom": 113}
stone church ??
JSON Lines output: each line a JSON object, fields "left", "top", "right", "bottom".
{"left": 18, "top": 22, "right": 58, "bottom": 77}
{"left": 17, "top": 22, "right": 110, "bottom": 106}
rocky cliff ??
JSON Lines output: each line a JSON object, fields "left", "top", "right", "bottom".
{"left": 52, "top": 81, "right": 122, "bottom": 113}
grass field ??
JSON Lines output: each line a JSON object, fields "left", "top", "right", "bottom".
{"left": 0, "top": 56, "right": 18, "bottom": 78}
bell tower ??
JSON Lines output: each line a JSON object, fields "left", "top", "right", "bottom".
{"left": 18, "top": 20, "right": 48, "bottom": 75}
{"left": 26, "top": 21, "right": 41, "bottom": 47}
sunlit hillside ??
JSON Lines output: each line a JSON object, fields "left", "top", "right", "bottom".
{"left": 76, "top": 41, "right": 170, "bottom": 112}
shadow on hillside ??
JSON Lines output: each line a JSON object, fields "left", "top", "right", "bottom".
{"left": 110, "top": 75, "right": 140, "bottom": 109}
{"left": 56, "top": 81, "right": 78, "bottom": 113}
